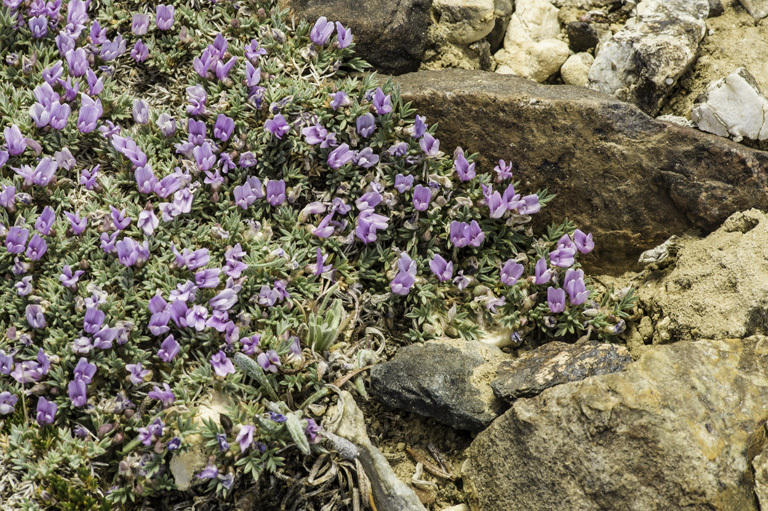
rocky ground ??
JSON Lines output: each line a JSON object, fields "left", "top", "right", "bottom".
{"left": 278, "top": 1, "right": 768, "bottom": 509}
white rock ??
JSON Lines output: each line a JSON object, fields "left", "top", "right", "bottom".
{"left": 691, "top": 67, "right": 768, "bottom": 142}
{"left": 433, "top": 0, "right": 497, "bottom": 44}
{"left": 739, "top": 0, "right": 768, "bottom": 19}
{"left": 504, "top": 0, "right": 561, "bottom": 45}
{"left": 588, "top": 0, "right": 709, "bottom": 115}
{"left": 560, "top": 52, "right": 594, "bottom": 86}
{"left": 495, "top": 39, "right": 571, "bottom": 82}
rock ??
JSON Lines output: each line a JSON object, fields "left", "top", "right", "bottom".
{"left": 655, "top": 114, "right": 694, "bottom": 128}
{"left": 560, "top": 51, "right": 594, "bottom": 86}
{"left": 588, "top": 0, "right": 709, "bottom": 115}
{"left": 491, "top": 341, "right": 633, "bottom": 401}
{"left": 465, "top": 336, "right": 768, "bottom": 511}
{"left": 753, "top": 422, "right": 768, "bottom": 508}
{"left": 709, "top": 0, "right": 724, "bottom": 17}
{"left": 370, "top": 338, "right": 509, "bottom": 432}
{"left": 691, "top": 67, "right": 768, "bottom": 142}
{"left": 638, "top": 209, "right": 768, "bottom": 343}
{"left": 550, "top": 0, "right": 622, "bottom": 8}
{"left": 739, "top": 0, "right": 768, "bottom": 19}
{"left": 432, "top": 0, "right": 496, "bottom": 44}
{"left": 393, "top": 69, "right": 768, "bottom": 274}
{"left": 486, "top": 0, "right": 514, "bottom": 51}
{"left": 493, "top": 0, "right": 571, "bottom": 82}
{"left": 566, "top": 21, "right": 599, "bottom": 52}
{"left": 327, "top": 391, "right": 427, "bottom": 511}
{"left": 277, "top": 0, "right": 432, "bottom": 75}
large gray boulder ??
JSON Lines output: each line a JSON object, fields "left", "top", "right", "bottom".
{"left": 394, "top": 69, "right": 768, "bottom": 274}
{"left": 588, "top": 0, "right": 709, "bottom": 115}
{"left": 465, "top": 336, "right": 768, "bottom": 511}
{"left": 278, "top": 0, "right": 432, "bottom": 75}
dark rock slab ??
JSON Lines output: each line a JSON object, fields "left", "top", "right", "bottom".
{"left": 465, "top": 336, "right": 768, "bottom": 511}
{"left": 394, "top": 69, "right": 768, "bottom": 274}
{"left": 278, "top": 0, "right": 433, "bottom": 75}
{"left": 370, "top": 338, "right": 508, "bottom": 432}
{"left": 566, "top": 21, "right": 599, "bottom": 52}
{"left": 491, "top": 341, "right": 632, "bottom": 401}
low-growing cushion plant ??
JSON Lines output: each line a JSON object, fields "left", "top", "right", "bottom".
{"left": 0, "top": 0, "right": 635, "bottom": 509}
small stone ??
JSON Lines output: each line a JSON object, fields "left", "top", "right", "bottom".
{"left": 432, "top": 0, "right": 496, "bottom": 45}
{"left": 739, "top": 0, "right": 768, "bottom": 19}
{"left": 560, "top": 52, "right": 594, "bottom": 86}
{"left": 370, "top": 338, "right": 510, "bottom": 432}
{"left": 691, "top": 67, "right": 768, "bottom": 142}
{"left": 491, "top": 341, "right": 633, "bottom": 402}
{"left": 567, "top": 21, "right": 599, "bottom": 52}
{"left": 708, "top": 0, "right": 724, "bottom": 16}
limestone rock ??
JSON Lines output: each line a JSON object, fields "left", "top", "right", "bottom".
{"left": 560, "top": 51, "right": 594, "bottom": 86}
{"left": 739, "top": 0, "right": 768, "bottom": 19}
{"left": 393, "top": 69, "right": 768, "bottom": 274}
{"left": 494, "top": 0, "right": 571, "bottom": 82}
{"left": 465, "top": 336, "right": 768, "bottom": 511}
{"left": 566, "top": 21, "right": 599, "bottom": 52}
{"left": 433, "top": 0, "right": 496, "bottom": 44}
{"left": 491, "top": 341, "right": 633, "bottom": 401}
{"left": 277, "top": 0, "right": 432, "bottom": 74}
{"left": 588, "top": 0, "right": 709, "bottom": 115}
{"left": 691, "top": 67, "right": 768, "bottom": 142}
{"left": 370, "top": 338, "right": 509, "bottom": 432}
{"left": 638, "top": 209, "right": 768, "bottom": 343}
{"left": 753, "top": 422, "right": 768, "bottom": 509}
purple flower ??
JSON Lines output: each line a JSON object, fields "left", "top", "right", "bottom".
{"left": 11, "top": 361, "right": 42, "bottom": 383}
{"left": 155, "top": 4, "right": 175, "bottom": 30}
{"left": 36, "top": 396, "right": 57, "bottom": 425}
{"left": 84, "top": 307, "right": 105, "bottom": 335}
{"left": 29, "top": 16, "right": 48, "bottom": 38}
{"left": 564, "top": 269, "right": 589, "bottom": 305}
{"left": 429, "top": 254, "right": 453, "bottom": 282}
{"left": 49, "top": 102, "right": 71, "bottom": 130}
{"left": 518, "top": 194, "right": 540, "bottom": 215}
{"left": 100, "top": 34, "right": 127, "bottom": 61}
{"left": 0, "top": 391, "right": 17, "bottom": 415}
{"left": 311, "top": 247, "right": 333, "bottom": 276}
{"left": 269, "top": 411, "right": 287, "bottom": 422}
{"left": 158, "top": 335, "right": 180, "bottom": 362}
{"left": 193, "top": 142, "right": 216, "bottom": 172}
{"left": 328, "top": 143, "right": 354, "bottom": 169}
{"left": 132, "top": 99, "right": 149, "bottom": 125}
{"left": 454, "top": 148, "right": 476, "bottom": 181}
{"left": 501, "top": 260, "right": 524, "bottom": 286}
{"left": 186, "top": 85, "right": 207, "bottom": 116}
{"left": 549, "top": 247, "right": 576, "bottom": 268}
{"left": 355, "top": 208, "right": 389, "bottom": 244}
{"left": 68, "top": 379, "right": 87, "bottom": 407}
{"left": 110, "top": 206, "right": 131, "bottom": 230}
{"left": 91, "top": 21, "right": 108, "bottom": 44}
{"left": 257, "top": 350, "right": 281, "bottom": 373}
{"left": 0, "top": 185, "right": 14, "bottom": 210}
{"left": 394, "top": 174, "right": 414, "bottom": 193}
{"left": 0, "top": 151, "right": 8, "bottom": 171}
{"left": 4, "top": 125, "right": 26, "bottom": 156}
{"left": 236, "top": 425, "right": 255, "bottom": 451}
{"left": 486, "top": 296, "right": 506, "bottom": 313}
{"left": 354, "top": 147, "right": 379, "bottom": 168}
{"left": 573, "top": 229, "right": 594, "bottom": 254}
{"left": 156, "top": 113, "right": 176, "bottom": 137}
{"left": 533, "top": 257, "right": 552, "bottom": 285}
{"left": 265, "top": 114, "right": 290, "bottom": 139}
{"left": 65, "top": 211, "right": 87, "bottom": 235}
{"left": 6, "top": 226, "right": 29, "bottom": 254}
{"left": 197, "top": 465, "right": 218, "bottom": 480}
{"left": 216, "top": 56, "right": 237, "bottom": 81}
{"left": 65, "top": 48, "right": 89, "bottom": 77}
{"left": 390, "top": 270, "right": 415, "bottom": 295}
{"left": 419, "top": 132, "right": 440, "bottom": 158}
{"left": 306, "top": 418, "right": 321, "bottom": 444}
{"left": 330, "top": 91, "right": 351, "bottom": 110}
{"left": 412, "top": 185, "right": 432, "bottom": 211}
{"left": 0, "top": 351, "right": 13, "bottom": 375}
{"left": 78, "top": 94, "right": 103, "bottom": 133}
{"left": 132, "top": 13, "right": 150, "bottom": 35}
{"left": 15, "top": 276, "right": 32, "bottom": 296}
{"left": 412, "top": 115, "right": 427, "bottom": 138}
{"left": 494, "top": 159, "right": 514, "bottom": 181}
{"left": 302, "top": 123, "right": 328, "bottom": 145}
{"left": 356, "top": 113, "right": 375, "bottom": 138}
{"left": 210, "top": 350, "right": 235, "bottom": 377}
{"left": 240, "top": 334, "right": 260, "bottom": 355}
{"left": 148, "top": 383, "right": 176, "bottom": 408}
{"left": 449, "top": 221, "right": 468, "bottom": 248}
{"left": 32, "top": 157, "right": 57, "bottom": 187}
{"left": 335, "top": 21, "right": 353, "bottom": 48}
{"left": 547, "top": 287, "right": 566, "bottom": 313}
{"left": 59, "top": 265, "right": 85, "bottom": 289}
{"left": 58, "top": 77, "right": 80, "bottom": 102}
{"left": 266, "top": 180, "right": 286, "bottom": 206}
{"left": 56, "top": 32, "right": 76, "bottom": 57}
{"left": 213, "top": 114, "right": 235, "bottom": 142}
{"left": 116, "top": 237, "right": 150, "bottom": 267}
{"left": 25, "top": 234, "right": 47, "bottom": 261}
{"left": 372, "top": 88, "right": 392, "bottom": 115}
{"left": 245, "top": 38, "right": 267, "bottom": 61}
{"left": 217, "top": 433, "right": 230, "bottom": 452}
{"left": 310, "top": 16, "right": 334, "bottom": 45}
{"left": 43, "top": 61, "right": 64, "bottom": 85}
{"left": 167, "top": 437, "right": 181, "bottom": 451}
{"left": 73, "top": 357, "right": 97, "bottom": 384}
{"left": 126, "top": 362, "right": 149, "bottom": 385}
{"left": 131, "top": 40, "right": 149, "bottom": 62}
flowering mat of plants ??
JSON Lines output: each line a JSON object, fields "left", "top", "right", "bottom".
{"left": 0, "top": 1, "right": 635, "bottom": 509}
